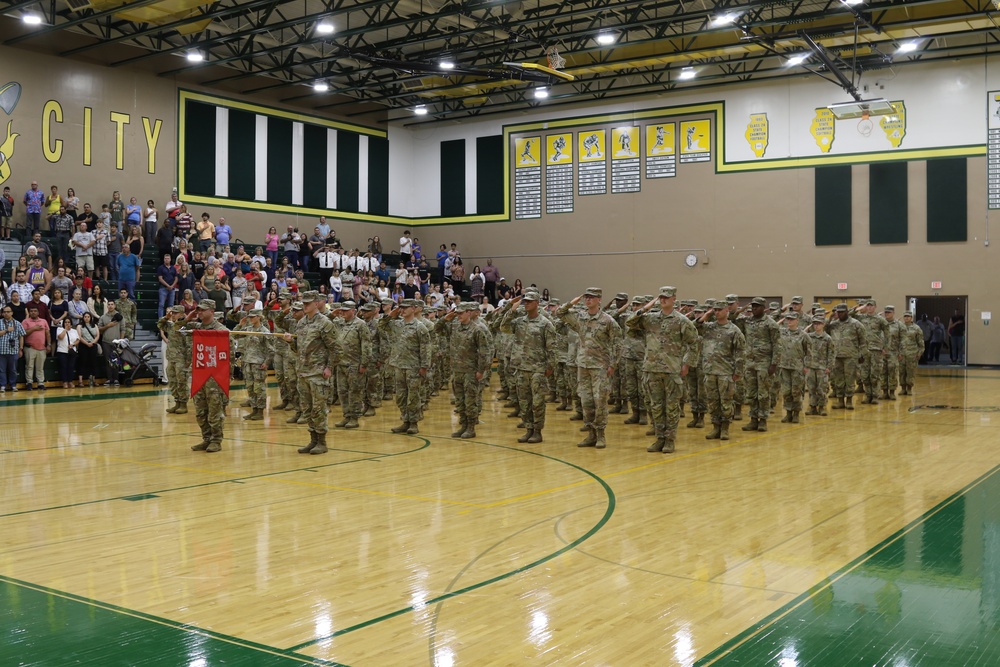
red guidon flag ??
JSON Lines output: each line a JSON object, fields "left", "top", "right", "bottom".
{"left": 191, "top": 329, "right": 231, "bottom": 397}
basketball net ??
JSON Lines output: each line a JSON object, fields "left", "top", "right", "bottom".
{"left": 547, "top": 45, "right": 566, "bottom": 70}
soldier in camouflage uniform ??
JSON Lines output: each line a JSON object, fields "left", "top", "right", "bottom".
{"left": 471, "top": 305, "right": 495, "bottom": 419}
{"left": 500, "top": 293, "right": 558, "bottom": 443}
{"left": 379, "top": 298, "right": 432, "bottom": 435}
{"left": 898, "top": 311, "right": 924, "bottom": 395}
{"left": 626, "top": 286, "right": 697, "bottom": 453}
{"left": 855, "top": 299, "right": 889, "bottom": 404}
{"left": 288, "top": 291, "right": 340, "bottom": 455}
{"left": 740, "top": 297, "right": 780, "bottom": 432}
{"left": 159, "top": 305, "right": 191, "bottom": 414}
{"left": 700, "top": 300, "right": 746, "bottom": 441}
{"left": 287, "top": 302, "right": 308, "bottom": 422}
{"left": 379, "top": 299, "right": 395, "bottom": 400}
{"left": 880, "top": 305, "right": 903, "bottom": 400}
{"left": 616, "top": 296, "right": 648, "bottom": 426}
{"left": 606, "top": 292, "right": 629, "bottom": 412}
{"left": 683, "top": 302, "right": 707, "bottom": 429}
{"left": 116, "top": 288, "right": 137, "bottom": 340}
{"left": 558, "top": 288, "right": 623, "bottom": 449}
{"left": 360, "top": 302, "right": 383, "bottom": 415}
{"left": 182, "top": 299, "right": 230, "bottom": 452}
{"left": 826, "top": 304, "right": 867, "bottom": 410}
{"left": 776, "top": 312, "right": 809, "bottom": 423}
{"left": 333, "top": 301, "right": 372, "bottom": 429}
{"left": 726, "top": 295, "right": 746, "bottom": 420}
{"left": 268, "top": 292, "right": 297, "bottom": 410}
{"left": 805, "top": 315, "right": 835, "bottom": 415}
{"left": 239, "top": 309, "right": 274, "bottom": 420}
{"left": 437, "top": 302, "right": 493, "bottom": 438}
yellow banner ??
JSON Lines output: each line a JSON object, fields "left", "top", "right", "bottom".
{"left": 515, "top": 136, "right": 540, "bottom": 167}
{"left": 810, "top": 108, "right": 836, "bottom": 153}
{"left": 679, "top": 120, "right": 710, "bottom": 154}
{"left": 546, "top": 133, "right": 573, "bottom": 165}
{"left": 745, "top": 113, "right": 768, "bottom": 158}
{"left": 611, "top": 126, "right": 639, "bottom": 159}
{"left": 879, "top": 101, "right": 906, "bottom": 148}
{"left": 578, "top": 130, "right": 606, "bottom": 162}
{"left": 645, "top": 123, "right": 675, "bottom": 156}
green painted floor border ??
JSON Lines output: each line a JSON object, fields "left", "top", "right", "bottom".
{"left": 285, "top": 437, "right": 617, "bottom": 651}
{"left": 694, "top": 462, "right": 1000, "bottom": 666}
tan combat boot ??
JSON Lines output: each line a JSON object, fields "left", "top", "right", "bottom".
{"left": 661, "top": 438, "right": 675, "bottom": 453}
{"left": 391, "top": 422, "right": 410, "bottom": 433}
{"left": 756, "top": 419, "right": 768, "bottom": 432}
{"left": 298, "top": 432, "right": 317, "bottom": 454}
{"left": 174, "top": 401, "right": 188, "bottom": 414}
{"left": 594, "top": 428, "right": 607, "bottom": 449}
{"left": 286, "top": 411, "right": 302, "bottom": 423}
{"left": 791, "top": 410, "right": 800, "bottom": 424}
{"left": 742, "top": 418, "right": 759, "bottom": 431}
{"left": 344, "top": 417, "right": 359, "bottom": 429}
{"left": 624, "top": 409, "right": 641, "bottom": 424}
{"left": 833, "top": 397, "right": 846, "bottom": 410}
{"left": 719, "top": 422, "right": 730, "bottom": 440}
{"left": 647, "top": 437, "right": 665, "bottom": 453}
{"left": 577, "top": 427, "right": 597, "bottom": 447}
{"left": 205, "top": 441, "right": 222, "bottom": 453}
{"left": 526, "top": 429, "right": 543, "bottom": 444}
{"left": 309, "top": 432, "right": 328, "bottom": 455}
{"left": 705, "top": 423, "right": 722, "bottom": 440}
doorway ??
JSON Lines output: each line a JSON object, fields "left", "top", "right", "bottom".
{"left": 907, "top": 295, "right": 967, "bottom": 366}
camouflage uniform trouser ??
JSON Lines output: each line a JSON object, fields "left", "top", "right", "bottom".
{"left": 516, "top": 369, "right": 548, "bottom": 430}
{"left": 382, "top": 363, "right": 394, "bottom": 398}
{"left": 566, "top": 364, "right": 581, "bottom": 412}
{"left": 832, "top": 357, "right": 859, "bottom": 398}
{"left": 497, "top": 356, "right": 509, "bottom": 393}
{"left": 882, "top": 355, "right": 899, "bottom": 394}
{"left": 744, "top": 367, "right": 771, "bottom": 420}
{"left": 862, "top": 350, "right": 882, "bottom": 398}
{"left": 703, "top": 374, "right": 735, "bottom": 425}
{"left": 273, "top": 351, "right": 289, "bottom": 405}
{"left": 806, "top": 369, "right": 830, "bottom": 407}
{"left": 243, "top": 365, "right": 267, "bottom": 409}
{"left": 366, "top": 363, "right": 383, "bottom": 408}
{"left": 578, "top": 367, "right": 611, "bottom": 429}
{"left": 300, "top": 375, "right": 330, "bottom": 434}
{"left": 166, "top": 357, "right": 189, "bottom": 403}
{"left": 337, "top": 364, "right": 366, "bottom": 419}
{"left": 779, "top": 368, "right": 805, "bottom": 412}
{"left": 453, "top": 372, "right": 481, "bottom": 424}
{"left": 610, "top": 360, "right": 626, "bottom": 403}
{"left": 394, "top": 367, "right": 422, "bottom": 423}
{"left": 733, "top": 376, "right": 745, "bottom": 408}
{"left": 899, "top": 354, "right": 918, "bottom": 388}
{"left": 194, "top": 380, "right": 225, "bottom": 444}
{"left": 624, "top": 358, "right": 644, "bottom": 412}
{"left": 555, "top": 362, "right": 568, "bottom": 400}
{"left": 643, "top": 371, "right": 682, "bottom": 441}
{"left": 476, "top": 367, "right": 491, "bottom": 415}
{"left": 684, "top": 367, "right": 706, "bottom": 414}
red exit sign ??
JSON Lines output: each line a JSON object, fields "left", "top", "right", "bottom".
{"left": 837, "top": 283, "right": 848, "bottom": 290}
{"left": 931, "top": 281, "right": 942, "bottom": 290}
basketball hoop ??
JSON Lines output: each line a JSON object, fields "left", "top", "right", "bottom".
{"left": 546, "top": 45, "right": 566, "bottom": 71}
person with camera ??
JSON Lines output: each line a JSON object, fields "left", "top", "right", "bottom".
{"left": 281, "top": 226, "right": 302, "bottom": 270}
{"left": 97, "top": 300, "right": 124, "bottom": 386}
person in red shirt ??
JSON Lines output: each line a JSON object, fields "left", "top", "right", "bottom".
{"left": 22, "top": 305, "right": 50, "bottom": 390}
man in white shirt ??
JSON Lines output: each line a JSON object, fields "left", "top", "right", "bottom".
{"left": 164, "top": 193, "right": 183, "bottom": 219}
{"left": 315, "top": 244, "right": 337, "bottom": 286}
{"left": 399, "top": 230, "right": 412, "bottom": 263}
{"left": 72, "top": 222, "right": 97, "bottom": 278}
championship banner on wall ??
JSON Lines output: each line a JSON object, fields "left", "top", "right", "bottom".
{"left": 745, "top": 113, "right": 768, "bottom": 158}
{"left": 546, "top": 133, "right": 574, "bottom": 214}
{"left": 611, "top": 126, "right": 640, "bottom": 193}
{"left": 810, "top": 108, "right": 836, "bottom": 153}
{"left": 679, "top": 120, "right": 711, "bottom": 163}
{"left": 577, "top": 129, "right": 607, "bottom": 195}
{"left": 645, "top": 122, "right": 676, "bottom": 178}
{"left": 990, "top": 92, "right": 1000, "bottom": 209}
{"left": 191, "top": 329, "right": 231, "bottom": 397}
{"left": 514, "top": 136, "right": 542, "bottom": 219}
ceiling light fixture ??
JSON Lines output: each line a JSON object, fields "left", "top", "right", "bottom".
{"left": 534, "top": 87, "right": 549, "bottom": 99}
{"left": 313, "top": 82, "right": 330, "bottom": 92}
{"left": 22, "top": 13, "right": 42, "bottom": 25}
{"left": 711, "top": 13, "right": 738, "bottom": 27}
{"left": 678, "top": 67, "right": 697, "bottom": 80}
{"left": 596, "top": 32, "right": 616, "bottom": 46}
{"left": 316, "top": 21, "right": 335, "bottom": 35}
{"left": 439, "top": 60, "right": 456, "bottom": 70}
{"left": 787, "top": 54, "right": 808, "bottom": 66}
{"left": 413, "top": 105, "right": 429, "bottom": 116}
{"left": 897, "top": 42, "right": 919, "bottom": 53}
{"left": 840, "top": 0, "right": 864, "bottom": 5}
{"left": 186, "top": 51, "right": 205, "bottom": 62}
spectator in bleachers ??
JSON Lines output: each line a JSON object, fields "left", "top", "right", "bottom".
{"left": 369, "top": 236, "right": 382, "bottom": 263}
{"left": 157, "top": 254, "right": 177, "bottom": 318}
{"left": 215, "top": 216, "right": 232, "bottom": 254}
{"left": 24, "top": 232, "right": 52, "bottom": 270}
{"left": 126, "top": 226, "right": 144, "bottom": 282}
{"left": 155, "top": 216, "right": 174, "bottom": 259}
{"left": 143, "top": 199, "right": 158, "bottom": 246}
{"left": 108, "top": 192, "right": 125, "bottom": 230}
{"left": 49, "top": 289, "right": 68, "bottom": 352}
{"left": 23, "top": 181, "right": 44, "bottom": 233}
{"left": 0, "top": 186, "right": 13, "bottom": 239}
{"left": 93, "top": 218, "right": 110, "bottom": 282}
{"left": 399, "top": 230, "right": 412, "bottom": 264}
{"left": 22, "top": 304, "right": 50, "bottom": 390}
{"left": 67, "top": 289, "right": 88, "bottom": 327}
{"left": 107, "top": 223, "right": 125, "bottom": 282}
{"left": 116, "top": 243, "right": 140, "bottom": 298}
{"left": 164, "top": 192, "right": 182, "bottom": 220}
{"left": 27, "top": 255, "right": 51, "bottom": 295}
{"left": 50, "top": 267, "right": 72, "bottom": 299}
{"left": 87, "top": 284, "right": 108, "bottom": 319}
{"left": 8, "top": 290, "right": 26, "bottom": 322}
{"left": 126, "top": 197, "right": 142, "bottom": 233}
{"left": 76, "top": 311, "right": 100, "bottom": 388}
{"left": 64, "top": 188, "right": 79, "bottom": 218}
{"left": 192, "top": 280, "right": 208, "bottom": 303}
{"left": 45, "top": 185, "right": 63, "bottom": 231}
{"left": 0, "top": 304, "right": 25, "bottom": 391}
{"left": 281, "top": 226, "right": 302, "bottom": 269}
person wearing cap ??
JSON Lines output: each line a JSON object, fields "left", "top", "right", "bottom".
{"left": 412, "top": 300, "right": 438, "bottom": 410}
{"left": 359, "top": 302, "right": 384, "bottom": 416}
{"left": 559, "top": 288, "right": 623, "bottom": 449}
{"left": 898, "top": 312, "right": 924, "bottom": 395}
{"left": 625, "top": 286, "right": 697, "bottom": 453}
{"left": 725, "top": 295, "right": 747, "bottom": 421}
{"left": 437, "top": 301, "right": 493, "bottom": 438}
{"left": 681, "top": 302, "right": 709, "bottom": 429}
{"left": 700, "top": 298, "right": 746, "bottom": 441}
{"left": 268, "top": 291, "right": 300, "bottom": 417}
{"left": 333, "top": 301, "right": 372, "bottom": 429}
{"left": 238, "top": 309, "right": 274, "bottom": 421}
{"left": 379, "top": 298, "right": 431, "bottom": 435}
{"left": 287, "top": 291, "right": 340, "bottom": 454}
{"left": 853, "top": 299, "right": 889, "bottom": 404}
{"left": 158, "top": 304, "right": 192, "bottom": 414}
{"left": 775, "top": 312, "right": 809, "bottom": 424}
{"left": 498, "top": 293, "right": 558, "bottom": 443}
{"left": 778, "top": 296, "right": 805, "bottom": 326}
{"left": 182, "top": 299, "right": 230, "bottom": 452}
{"left": 880, "top": 306, "right": 904, "bottom": 400}
{"left": 605, "top": 292, "right": 630, "bottom": 412}
{"left": 614, "top": 296, "right": 648, "bottom": 427}
{"left": 805, "top": 315, "right": 835, "bottom": 415}
{"left": 826, "top": 303, "right": 866, "bottom": 410}
{"left": 739, "top": 297, "right": 780, "bottom": 433}
{"left": 488, "top": 301, "right": 517, "bottom": 406}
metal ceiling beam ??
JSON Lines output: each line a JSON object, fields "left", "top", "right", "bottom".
{"left": 4, "top": 0, "right": 167, "bottom": 45}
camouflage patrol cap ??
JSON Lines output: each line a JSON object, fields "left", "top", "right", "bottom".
{"left": 769, "top": 302, "right": 780, "bottom": 310}
{"left": 785, "top": 312, "right": 799, "bottom": 320}
{"left": 248, "top": 309, "right": 263, "bottom": 317}
{"left": 884, "top": 305, "right": 895, "bottom": 312}
{"left": 631, "top": 296, "right": 644, "bottom": 305}
{"left": 864, "top": 299, "right": 876, "bottom": 306}
{"left": 584, "top": 287, "right": 602, "bottom": 298}
{"left": 278, "top": 290, "right": 292, "bottom": 301}
{"left": 291, "top": 302, "right": 304, "bottom": 311}
{"left": 360, "top": 302, "right": 379, "bottom": 312}
{"left": 237, "top": 311, "right": 248, "bottom": 320}
{"left": 214, "top": 312, "right": 224, "bottom": 320}
{"left": 714, "top": 299, "right": 728, "bottom": 309}
{"left": 615, "top": 292, "right": 628, "bottom": 300}
{"left": 169, "top": 305, "right": 185, "bottom": 314}
{"left": 834, "top": 304, "right": 848, "bottom": 312}
{"left": 459, "top": 301, "right": 479, "bottom": 312}
{"left": 299, "top": 291, "right": 322, "bottom": 303}
{"left": 340, "top": 300, "right": 357, "bottom": 310}
{"left": 522, "top": 292, "right": 540, "bottom": 301}
{"left": 380, "top": 298, "right": 394, "bottom": 306}
{"left": 812, "top": 302, "right": 823, "bottom": 310}
{"left": 705, "top": 298, "right": 716, "bottom": 307}
{"left": 726, "top": 294, "right": 739, "bottom": 303}
{"left": 812, "top": 316, "right": 826, "bottom": 324}
{"left": 750, "top": 297, "right": 766, "bottom": 306}
{"left": 903, "top": 311, "right": 913, "bottom": 317}
{"left": 549, "top": 297, "right": 561, "bottom": 305}
{"left": 658, "top": 286, "right": 677, "bottom": 298}
{"left": 791, "top": 296, "right": 803, "bottom": 304}
{"left": 694, "top": 305, "right": 706, "bottom": 313}
{"left": 197, "top": 299, "right": 216, "bottom": 310}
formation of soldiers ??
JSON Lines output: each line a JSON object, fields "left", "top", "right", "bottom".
{"left": 155, "top": 287, "right": 925, "bottom": 456}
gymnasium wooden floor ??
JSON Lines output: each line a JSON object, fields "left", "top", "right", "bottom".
{"left": 2, "top": 367, "right": 999, "bottom": 666}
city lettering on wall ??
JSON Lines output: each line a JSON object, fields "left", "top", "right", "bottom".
{"left": 0, "top": 80, "right": 163, "bottom": 188}
{"left": 545, "top": 133, "right": 573, "bottom": 214}
{"left": 513, "top": 136, "right": 541, "bottom": 219}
